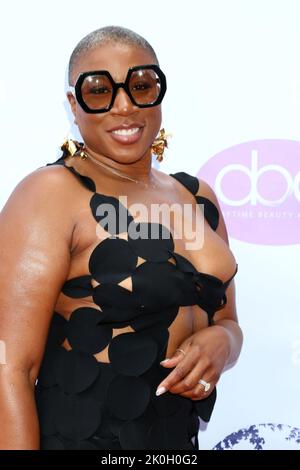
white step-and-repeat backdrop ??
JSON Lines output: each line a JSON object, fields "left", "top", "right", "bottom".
{"left": 1, "top": 0, "right": 299, "bottom": 450}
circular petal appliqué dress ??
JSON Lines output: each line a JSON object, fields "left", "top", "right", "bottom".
{"left": 35, "top": 153, "right": 237, "bottom": 450}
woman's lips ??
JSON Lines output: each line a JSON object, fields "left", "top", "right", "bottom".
{"left": 108, "top": 126, "right": 144, "bottom": 144}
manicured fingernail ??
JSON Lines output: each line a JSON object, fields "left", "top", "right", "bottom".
{"left": 160, "top": 358, "right": 170, "bottom": 364}
{"left": 156, "top": 386, "right": 166, "bottom": 396}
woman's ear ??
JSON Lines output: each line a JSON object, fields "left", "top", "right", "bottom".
{"left": 66, "top": 92, "right": 78, "bottom": 124}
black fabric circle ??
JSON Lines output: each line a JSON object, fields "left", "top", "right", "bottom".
{"left": 105, "top": 415, "right": 124, "bottom": 439}
{"left": 55, "top": 392, "right": 102, "bottom": 440}
{"left": 170, "top": 172, "right": 199, "bottom": 195}
{"left": 108, "top": 332, "right": 158, "bottom": 376}
{"left": 86, "top": 436, "right": 121, "bottom": 450}
{"left": 196, "top": 195, "right": 219, "bottom": 231}
{"left": 142, "top": 326, "right": 169, "bottom": 358}
{"left": 36, "top": 386, "right": 60, "bottom": 436}
{"left": 129, "top": 326, "right": 170, "bottom": 364}
{"left": 56, "top": 436, "right": 78, "bottom": 450}
{"left": 142, "top": 361, "right": 170, "bottom": 388}
{"left": 132, "top": 261, "right": 182, "bottom": 311}
{"left": 37, "top": 346, "right": 66, "bottom": 388}
{"left": 95, "top": 408, "right": 124, "bottom": 440}
{"left": 90, "top": 193, "right": 134, "bottom": 235}
{"left": 92, "top": 283, "right": 140, "bottom": 310}
{"left": 96, "top": 305, "right": 139, "bottom": 327}
{"left": 78, "top": 440, "right": 99, "bottom": 450}
{"left": 40, "top": 436, "right": 65, "bottom": 450}
{"left": 89, "top": 237, "right": 137, "bottom": 284}
{"left": 62, "top": 275, "right": 93, "bottom": 298}
{"left": 55, "top": 349, "right": 100, "bottom": 394}
{"left": 66, "top": 307, "right": 112, "bottom": 354}
{"left": 127, "top": 222, "right": 174, "bottom": 262}
{"left": 151, "top": 392, "right": 190, "bottom": 418}
{"left": 46, "top": 313, "right": 67, "bottom": 347}
{"left": 107, "top": 375, "right": 150, "bottom": 420}
{"left": 118, "top": 420, "right": 144, "bottom": 450}
{"left": 79, "top": 362, "right": 115, "bottom": 403}
{"left": 131, "top": 305, "right": 179, "bottom": 332}
{"left": 119, "top": 404, "right": 156, "bottom": 450}
{"left": 147, "top": 408, "right": 190, "bottom": 449}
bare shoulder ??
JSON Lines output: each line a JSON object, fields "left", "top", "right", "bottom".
{"left": 9, "top": 163, "right": 78, "bottom": 197}
{"left": 152, "top": 167, "right": 178, "bottom": 189}
{"left": 0, "top": 163, "right": 81, "bottom": 251}
{"left": 152, "top": 168, "right": 199, "bottom": 201}
{"left": 2, "top": 163, "right": 80, "bottom": 215}
{"left": 153, "top": 168, "right": 221, "bottom": 210}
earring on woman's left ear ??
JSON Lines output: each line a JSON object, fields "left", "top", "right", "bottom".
{"left": 151, "top": 128, "right": 172, "bottom": 162}
{"left": 60, "top": 137, "right": 88, "bottom": 160}
{"left": 61, "top": 138, "right": 78, "bottom": 156}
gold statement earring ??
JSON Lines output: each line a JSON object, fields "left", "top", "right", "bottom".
{"left": 60, "top": 138, "right": 88, "bottom": 160}
{"left": 151, "top": 128, "right": 171, "bottom": 162}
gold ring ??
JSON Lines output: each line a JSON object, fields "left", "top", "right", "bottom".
{"left": 176, "top": 348, "right": 186, "bottom": 356}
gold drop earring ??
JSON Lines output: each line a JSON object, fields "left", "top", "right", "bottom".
{"left": 151, "top": 128, "right": 171, "bottom": 162}
{"left": 61, "top": 138, "right": 78, "bottom": 156}
{"left": 60, "top": 138, "right": 88, "bottom": 160}
{"left": 61, "top": 125, "right": 79, "bottom": 157}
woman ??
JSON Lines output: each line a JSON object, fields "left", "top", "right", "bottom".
{"left": 0, "top": 26, "right": 243, "bottom": 450}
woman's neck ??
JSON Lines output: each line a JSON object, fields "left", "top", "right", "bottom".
{"left": 82, "top": 145, "right": 154, "bottom": 183}
{"left": 70, "top": 143, "right": 160, "bottom": 189}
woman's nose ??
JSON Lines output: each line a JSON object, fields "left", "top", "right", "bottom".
{"left": 110, "top": 87, "right": 137, "bottom": 114}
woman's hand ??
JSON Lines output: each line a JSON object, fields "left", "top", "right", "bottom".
{"left": 155, "top": 325, "right": 231, "bottom": 400}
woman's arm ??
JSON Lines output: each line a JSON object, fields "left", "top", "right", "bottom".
{"left": 156, "top": 179, "right": 243, "bottom": 398}
{"left": 0, "top": 166, "right": 75, "bottom": 449}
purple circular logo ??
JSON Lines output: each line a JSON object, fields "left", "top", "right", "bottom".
{"left": 197, "top": 140, "right": 300, "bottom": 245}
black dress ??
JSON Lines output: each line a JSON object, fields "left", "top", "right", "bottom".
{"left": 35, "top": 152, "right": 237, "bottom": 450}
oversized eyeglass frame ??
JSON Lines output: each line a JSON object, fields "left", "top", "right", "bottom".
{"left": 69, "top": 64, "right": 167, "bottom": 114}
